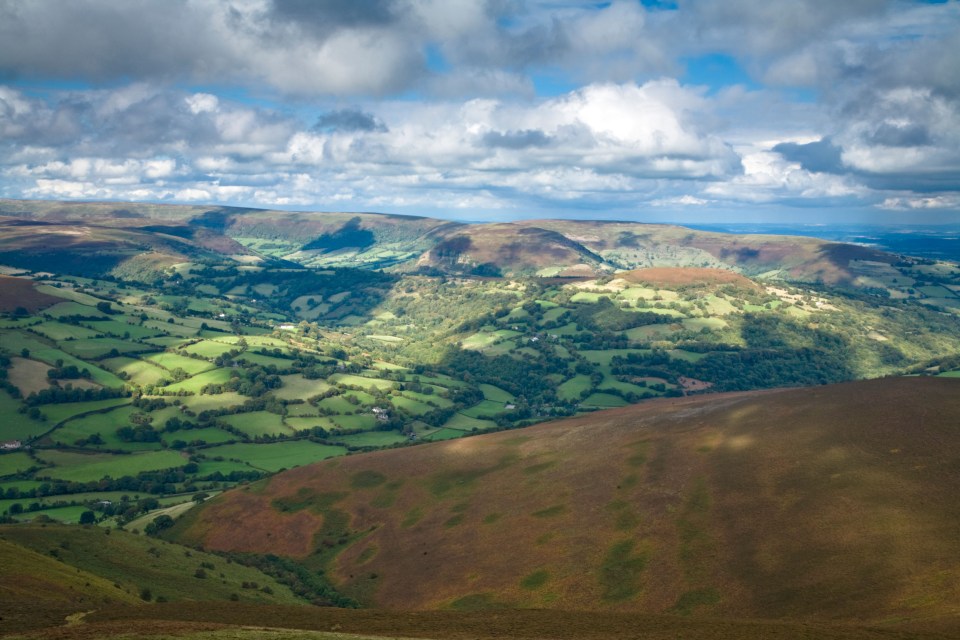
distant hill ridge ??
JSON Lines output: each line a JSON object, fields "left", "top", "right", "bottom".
{"left": 168, "top": 376, "right": 960, "bottom": 625}
{"left": 0, "top": 198, "right": 895, "bottom": 283}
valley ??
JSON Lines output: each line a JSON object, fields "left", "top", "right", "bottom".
{"left": 1, "top": 200, "right": 959, "bottom": 638}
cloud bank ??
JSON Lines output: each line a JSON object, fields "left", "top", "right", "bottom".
{"left": 0, "top": 0, "right": 957, "bottom": 221}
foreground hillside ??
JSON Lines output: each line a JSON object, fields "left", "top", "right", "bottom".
{"left": 171, "top": 376, "right": 960, "bottom": 626}
{"left": 0, "top": 523, "right": 305, "bottom": 634}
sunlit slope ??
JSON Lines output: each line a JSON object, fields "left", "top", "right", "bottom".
{"left": 172, "top": 377, "right": 960, "bottom": 624}
{"left": 0, "top": 523, "right": 304, "bottom": 633}
{"left": 526, "top": 219, "right": 895, "bottom": 283}
{"left": 0, "top": 535, "right": 140, "bottom": 633}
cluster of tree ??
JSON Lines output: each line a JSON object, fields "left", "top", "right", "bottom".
{"left": 46, "top": 364, "right": 91, "bottom": 380}
{"left": 201, "top": 364, "right": 281, "bottom": 397}
{"left": 571, "top": 298, "right": 672, "bottom": 332}
{"left": 23, "top": 385, "right": 128, "bottom": 406}
{"left": 437, "top": 347, "right": 557, "bottom": 404}
{"left": 221, "top": 552, "right": 359, "bottom": 608}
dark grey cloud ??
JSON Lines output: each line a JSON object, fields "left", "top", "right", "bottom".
{"left": 679, "top": 0, "right": 891, "bottom": 58}
{"left": 0, "top": 1, "right": 224, "bottom": 82}
{"left": 482, "top": 129, "right": 551, "bottom": 149}
{"left": 867, "top": 122, "right": 932, "bottom": 148}
{"left": 313, "top": 108, "right": 387, "bottom": 133}
{"left": 773, "top": 139, "right": 845, "bottom": 174}
{"left": 271, "top": 0, "right": 398, "bottom": 32}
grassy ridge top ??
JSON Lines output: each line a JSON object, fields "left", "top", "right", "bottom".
{"left": 171, "top": 376, "right": 960, "bottom": 624}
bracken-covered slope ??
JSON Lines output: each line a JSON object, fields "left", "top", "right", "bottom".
{"left": 170, "top": 376, "right": 960, "bottom": 625}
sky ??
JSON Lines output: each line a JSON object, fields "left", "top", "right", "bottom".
{"left": 0, "top": 0, "right": 959, "bottom": 224}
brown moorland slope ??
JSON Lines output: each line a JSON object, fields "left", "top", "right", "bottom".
{"left": 528, "top": 219, "right": 894, "bottom": 283}
{"left": 0, "top": 275, "right": 62, "bottom": 312}
{"left": 75, "top": 601, "right": 960, "bottom": 640}
{"left": 619, "top": 267, "right": 758, "bottom": 288}
{"left": 171, "top": 377, "right": 960, "bottom": 626}
{"left": 415, "top": 224, "right": 605, "bottom": 275}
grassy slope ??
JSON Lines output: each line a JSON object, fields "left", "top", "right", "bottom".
{"left": 0, "top": 523, "right": 303, "bottom": 625}
{"left": 0, "top": 534, "right": 140, "bottom": 633}
{"left": 171, "top": 377, "right": 960, "bottom": 626}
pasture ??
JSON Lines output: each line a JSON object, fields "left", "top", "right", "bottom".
{"left": 202, "top": 441, "right": 346, "bottom": 472}
{"left": 461, "top": 400, "right": 507, "bottom": 419}
{"left": 144, "top": 352, "right": 214, "bottom": 375}
{"left": 33, "top": 449, "right": 187, "bottom": 482}
{"left": 556, "top": 375, "right": 592, "bottom": 402}
{"left": 443, "top": 413, "right": 497, "bottom": 432}
{"left": 0, "top": 451, "right": 35, "bottom": 477}
{"left": 183, "top": 340, "right": 238, "bottom": 359}
{"left": 84, "top": 319, "right": 161, "bottom": 340}
{"left": 222, "top": 411, "right": 292, "bottom": 438}
{"left": 272, "top": 375, "right": 332, "bottom": 401}
{"left": 336, "top": 431, "right": 408, "bottom": 448}
{"left": 59, "top": 337, "right": 153, "bottom": 359}
{"left": 7, "top": 357, "right": 53, "bottom": 395}
{"left": 479, "top": 384, "right": 514, "bottom": 402}
{"left": 31, "top": 321, "right": 101, "bottom": 341}
{"left": 163, "top": 368, "right": 237, "bottom": 393}
{"left": 39, "top": 397, "right": 130, "bottom": 425}
{"left": 101, "top": 356, "right": 170, "bottom": 386}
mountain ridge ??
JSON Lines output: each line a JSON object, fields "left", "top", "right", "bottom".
{"left": 0, "top": 199, "right": 897, "bottom": 283}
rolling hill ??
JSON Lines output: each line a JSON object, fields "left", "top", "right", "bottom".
{"left": 0, "top": 199, "right": 899, "bottom": 283}
{"left": 169, "top": 376, "right": 960, "bottom": 627}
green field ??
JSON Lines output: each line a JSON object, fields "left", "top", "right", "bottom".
{"left": 422, "top": 428, "right": 464, "bottom": 441}
{"left": 183, "top": 340, "right": 238, "bottom": 359}
{"left": 222, "top": 411, "right": 292, "bottom": 438}
{"left": 336, "top": 431, "right": 409, "bottom": 447}
{"left": 31, "top": 321, "right": 101, "bottom": 341}
{"left": 0, "top": 391, "right": 47, "bottom": 440}
{"left": 49, "top": 406, "right": 160, "bottom": 450}
{"left": 43, "top": 300, "right": 108, "bottom": 319}
{"left": 332, "top": 414, "right": 379, "bottom": 431}
{"left": 580, "top": 392, "right": 628, "bottom": 408}
{"left": 236, "top": 352, "right": 294, "bottom": 368}
{"left": 391, "top": 395, "right": 434, "bottom": 415}
{"left": 202, "top": 441, "right": 346, "bottom": 472}
{"left": 461, "top": 400, "right": 507, "bottom": 419}
{"left": 39, "top": 397, "right": 131, "bottom": 425}
{"left": 479, "top": 384, "right": 514, "bottom": 402}
{"left": 284, "top": 416, "right": 338, "bottom": 432}
{"left": 163, "top": 368, "right": 236, "bottom": 393}
{"left": 28, "top": 346, "right": 126, "bottom": 386}
{"left": 557, "top": 375, "right": 592, "bottom": 401}
{"left": 330, "top": 373, "right": 397, "bottom": 391}
{"left": 177, "top": 392, "right": 247, "bottom": 413}
{"left": 81, "top": 319, "right": 162, "bottom": 340}
{"left": 144, "top": 352, "right": 214, "bottom": 375}
{"left": 33, "top": 449, "right": 187, "bottom": 482}
{"left": 443, "top": 413, "right": 498, "bottom": 432}
{"left": 101, "top": 356, "right": 170, "bottom": 386}
{"left": 272, "top": 375, "right": 332, "bottom": 400}
{"left": 0, "top": 451, "right": 35, "bottom": 477}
